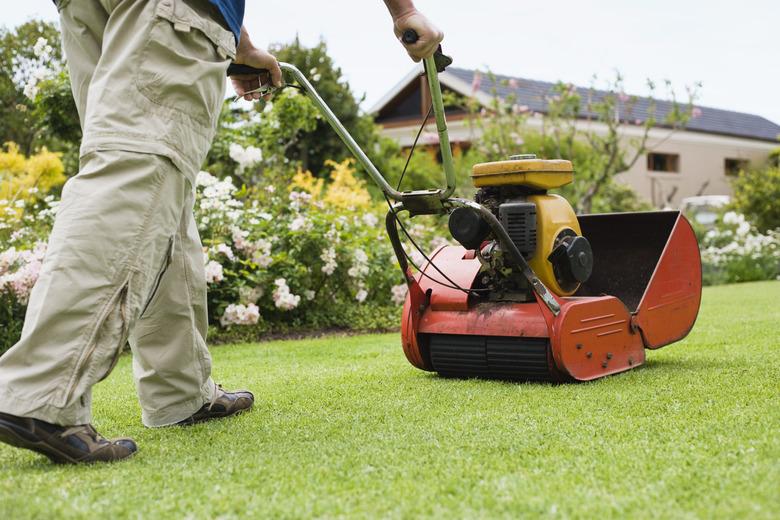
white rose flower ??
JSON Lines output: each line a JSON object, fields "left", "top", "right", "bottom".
{"left": 229, "top": 143, "right": 263, "bottom": 173}
{"left": 204, "top": 260, "right": 224, "bottom": 283}
{"left": 220, "top": 303, "right": 260, "bottom": 326}
{"left": 272, "top": 278, "right": 301, "bottom": 311}
{"left": 391, "top": 284, "right": 408, "bottom": 305}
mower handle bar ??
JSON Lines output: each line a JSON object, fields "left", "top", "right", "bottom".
{"left": 229, "top": 58, "right": 562, "bottom": 315}
{"left": 228, "top": 55, "right": 457, "bottom": 203}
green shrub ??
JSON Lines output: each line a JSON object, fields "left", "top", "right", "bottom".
{"left": 731, "top": 165, "right": 780, "bottom": 233}
{"left": 195, "top": 158, "right": 444, "bottom": 333}
{"left": 0, "top": 292, "right": 25, "bottom": 356}
{"left": 768, "top": 147, "right": 780, "bottom": 168}
{"left": 207, "top": 304, "right": 400, "bottom": 345}
{"left": 0, "top": 148, "right": 453, "bottom": 355}
{"left": 0, "top": 145, "right": 63, "bottom": 354}
{"left": 700, "top": 211, "right": 780, "bottom": 285}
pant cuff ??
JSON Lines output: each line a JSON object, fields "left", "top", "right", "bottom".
{"left": 141, "top": 379, "right": 215, "bottom": 427}
{"left": 0, "top": 385, "right": 91, "bottom": 426}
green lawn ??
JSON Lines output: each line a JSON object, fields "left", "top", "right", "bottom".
{"left": 1, "top": 281, "right": 779, "bottom": 518}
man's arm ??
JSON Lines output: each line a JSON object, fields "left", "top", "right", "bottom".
{"left": 230, "top": 26, "right": 283, "bottom": 101}
{"left": 383, "top": 0, "right": 443, "bottom": 62}
{"left": 229, "top": 2, "right": 443, "bottom": 100}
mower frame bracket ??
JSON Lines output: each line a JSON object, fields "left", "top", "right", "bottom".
{"left": 400, "top": 190, "right": 448, "bottom": 216}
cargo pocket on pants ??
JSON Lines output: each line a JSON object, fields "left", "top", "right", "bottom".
{"left": 134, "top": 0, "right": 235, "bottom": 127}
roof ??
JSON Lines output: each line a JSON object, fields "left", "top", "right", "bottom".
{"left": 374, "top": 65, "right": 780, "bottom": 143}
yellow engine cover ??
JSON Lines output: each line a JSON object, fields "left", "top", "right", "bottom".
{"left": 472, "top": 157, "right": 573, "bottom": 189}
{"left": 527, "top": 194, "right": 582, "bottom": 296}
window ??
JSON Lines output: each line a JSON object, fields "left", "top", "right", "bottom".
{"left": 725, "top": 158, "right": 749, "bottom": 176}
{"left": 647, "top": 153, "right": 679, "bottom": 173}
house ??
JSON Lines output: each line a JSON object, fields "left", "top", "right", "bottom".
{"left": 371, "top": 66, "right": 780, "bottom": 207}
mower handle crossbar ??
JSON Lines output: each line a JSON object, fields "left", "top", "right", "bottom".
{"left": 278, "top": 59, "right": 456, "bottom": 206}
{"left": 284, "top": 60, "right": 560, "bottom": 314}
{"left": 230, "top": 60, "right": 561, "bottom": 315}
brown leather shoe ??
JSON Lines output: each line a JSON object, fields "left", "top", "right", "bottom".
{"left": 177, "top": 385, "right": 254, "bottom": 426}
{"left": 0, "top": 412, "right": 137, "bottom": 464}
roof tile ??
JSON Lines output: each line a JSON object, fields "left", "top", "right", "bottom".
{"left": 448, "top": 68, "right": 780, "bottom": 142}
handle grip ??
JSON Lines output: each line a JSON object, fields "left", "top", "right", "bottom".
{"left": 399, "top": 29, "right": 452, "bottom": 73}
{"left": 402, "top": 29, "right": 419, "bottom": 44}
{"left": 226, "top": 63, "right": 269, "bottom": 76}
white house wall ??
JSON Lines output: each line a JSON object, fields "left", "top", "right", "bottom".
{"left": 378, "top": 116, "right": 777, "bottom": 207}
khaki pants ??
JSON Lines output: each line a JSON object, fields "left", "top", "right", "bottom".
{"left": 0, "top": 0, "right": 236, "bottom": 427}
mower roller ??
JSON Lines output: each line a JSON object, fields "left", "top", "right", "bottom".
{"left": 228, "top": 34, "right": 701, "bottom": 382}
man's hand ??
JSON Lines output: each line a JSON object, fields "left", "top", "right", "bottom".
{"left": 230, "top": 26, "right": 282, "bottom": 101}
{"left": 384, "top": 1, "right": 443, "bottom": 62}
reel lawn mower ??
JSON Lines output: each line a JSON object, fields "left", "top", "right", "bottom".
{"left": 228, "top": 33, "right": 702, "bottom": 382}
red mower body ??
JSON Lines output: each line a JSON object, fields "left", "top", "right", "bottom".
{"left": 401, "top": 211, "right": 702, "bottom": 382}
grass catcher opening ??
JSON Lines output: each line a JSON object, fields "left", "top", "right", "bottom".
{"left": 575, "top": 211, "right": 679, "bottom": 312}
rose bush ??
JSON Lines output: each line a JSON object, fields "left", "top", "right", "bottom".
{"left": 700, "top": 211, "right": 780, "bottom": 285}
{"left": 0, "top": 143, "right": 63, "bottom": 353}
{"left": 194, "top": 157, "right": 448, "bottom": 342}
{"left": 0, "top": 150, "right": 449, "bottom": 353}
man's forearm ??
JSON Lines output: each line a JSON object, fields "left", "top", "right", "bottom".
{"left": 383, "top": 0, "right": 417, "bottom": 20}
{"left": 231, "top": 25, "right": 283, "bottom": 88}
{"left": 237, "top": 26, "right": 251, "bottom": 52}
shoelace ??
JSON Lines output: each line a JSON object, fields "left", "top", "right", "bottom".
{"left": 207, "top": 384, "right": 225, "bottom": 411}
{"left": 60, "top": 424, "right": 100, "bottom": 443}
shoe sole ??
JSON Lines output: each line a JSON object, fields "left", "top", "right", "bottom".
{"left": 0, "top": 418, "right": 136, "bottom": 465}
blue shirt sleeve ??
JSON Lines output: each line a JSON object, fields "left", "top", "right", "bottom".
{"left": 209, "top": 0, "right": 245, "bottom": 44}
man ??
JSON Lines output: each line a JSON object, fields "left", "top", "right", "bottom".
{"left": 0, "top": 0, "right": 443, "bottom": 464}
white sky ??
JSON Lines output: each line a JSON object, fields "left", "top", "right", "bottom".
{"left": 4, "top": 0, "right": 780, "bottom": 126}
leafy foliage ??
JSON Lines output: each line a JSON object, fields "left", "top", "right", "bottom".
{"left": 292, "top": 159, "right": 373, "bottom": 210}
{"left": 33, "top": 70, "right": 81, "bottom": 148}
{"left": 0, "top": 142, "right": 64, "bottom": 240}
{"left": 0, "top": 144, "right": 64, "bottom": 354}
{"left": 0, "top": 21, "right": 62, "bottom": 152}
{"left": 0, "top": 21, "right": 79, "bottom": 171}
{"left": 193, "top": 159, "right": 444, "bottom": 340}
{"left": 207, "top": 88, "right": 320, "bottom": 187}
{"left": 768, "top": 146, "right": 780, "bottom": 168}
{"left": 266, "top": 38, "right": 378, "bottom": 175}
{"left": 731, "top": 163, "right": 780, "bottom": 233}
{"left": 700, "top": 211, "right": 780, "bottom": 285}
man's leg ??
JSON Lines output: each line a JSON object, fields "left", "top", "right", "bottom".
{"left": 0, "top": 149, "right": 191, "bottom": 463}
{"left": 0, "top": 0, "right": 243, "bottom": 463}
{"left": 130, "top": 184, "right": 254, "bottom": 427}
{"left": 128, "top": 189, "right": 215, "bottom": 427}
{"left": 0, "top": 149, "right": 189, "bottom": 419}
{"left": 0, "top": 0, "right": 202, "bottom": 423}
